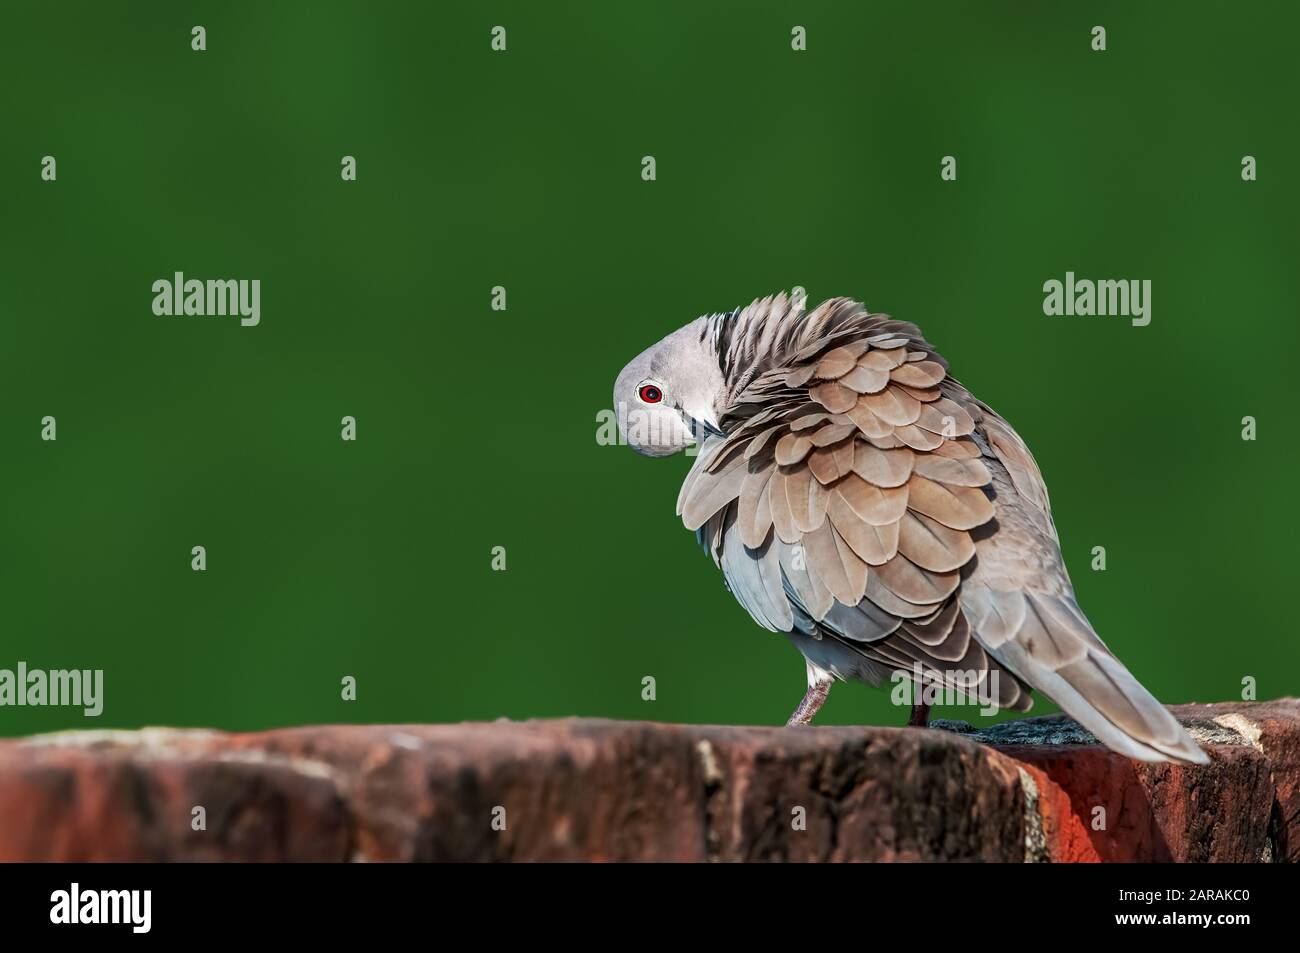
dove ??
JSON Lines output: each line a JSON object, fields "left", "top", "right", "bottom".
{"left": 613, "top": 293, "right": 1208, "bottom": 764}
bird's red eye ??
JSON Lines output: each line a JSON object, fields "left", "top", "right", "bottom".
{"left": 638, "top": 384, "right": 663, "bottom": 404}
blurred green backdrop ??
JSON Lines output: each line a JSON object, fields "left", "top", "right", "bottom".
{"left": 1, "top": 1, "right": 1296, "bottom": 737}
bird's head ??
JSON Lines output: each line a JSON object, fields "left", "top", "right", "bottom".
{"left": 613, "top": 317, "right": 726, "bottom": 457}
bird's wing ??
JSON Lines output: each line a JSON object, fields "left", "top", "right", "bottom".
{"left": 956, "top": 396, "right": 1209, "bottom": 763}
{"left": 677, "top": 305, "right": 1031, "bottom": 712}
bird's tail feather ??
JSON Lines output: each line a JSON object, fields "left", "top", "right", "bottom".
{"left": 964, "top": 589, "right": 1209, "bottom": 764}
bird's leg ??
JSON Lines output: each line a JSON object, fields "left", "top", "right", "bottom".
{"left": 786, "top": 682, "right": 830, "bottom": 726}
{"left": 907, "top": 701, "right": 932, "bottom": 728}
{"left": 786, "top": 663, "right": 834, "bottom": 726}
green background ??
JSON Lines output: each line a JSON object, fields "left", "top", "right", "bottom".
{"left": 1, "top": 2, "right": 1296, "bottom": 737}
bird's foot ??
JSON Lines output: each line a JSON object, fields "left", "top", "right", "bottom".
{"left": 929, "top": 718, "right": 977, "bottom": 734}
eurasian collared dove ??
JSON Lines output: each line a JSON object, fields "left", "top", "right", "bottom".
{"left": 614, "top": 293, "right": 1208, "bottom": 764}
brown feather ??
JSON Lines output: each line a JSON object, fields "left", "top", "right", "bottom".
{"left": 789, "top": 412, "right": 830, "bottom": 432}
{"left": 743, "top": 424, "right": 785, "bottom": 461}
{"left": 786, "top": 464, "right": 828, "bottom": 533}
{"left": 814, "top": 346, "right": 857, "bottom": 380}
{"left": 906, "top": 475, "right": 995, "bottom": 530}
{"left": 894, "top": 424, "right": 945, "bottom": 451}
{"left": 810, "top": 422, "right": 857, "bottom": 448}
{"left": 898, "top": 384, "right": 941, "bottom": 403}
{"left": 873, "top": 553, "right": 961, "bottom": 604}
{"left": 779, "top": 539, "right": 833, "bottom": 621}
{"left": 831, "top": 524, "right": 870, "bottom": 604}
{"left": 810, "top": 380, "right": 858, "bottom": 414}
{"left": 808, "top": 444, "right": 852, "bottom": 484}
{"left": 921, "top": 397, "right": 975, "bottom": 435}
{"left": 896, "top": 511, "right": 976, "bottom": 572}
{"left": 889, "top": 360, "right": 946, "bottom": 388}
{"left": 774, "top": 432, "right": 814, "bottom": 466}
{"left": 831, "top": 439, "right": 855, "bottom": 480}
{"left": 859, "top": 350, "right": 897, "bottom": 374}
{"left": 865, "top": 572, "right": 942, "bottom": 619}
{"left": 911, "top": 454, "right": 991, "bottom": 487}
{"left": 827, "top": 491, "right": 900, "bottom": 565}
{"left": 681, "top": 447, "right": 748, "bottom": 530}
{"left": 916, "top": 401, "right": 971, "bottom": 437}
{"left": 844, "top": 400, "right": 894, "bottom": 438}
{"left": 767, "top": 468, "right": 800, "bottom": 544}
{"left": 801, "top": 521, "right": 863, "bottom": 606}
{"left": 860, "top": 387, "right": 921, "bottom": 427}
{"left": 839, "top": 364, "right": 890, "bottom": 394}
{"left": 932, "top": 436, "right": 983, "bottom": 460}
{"left": 851, "top": 444, "right": 913, "bottom": 488}
{"left": 899, "top": 599, "right": 961, "bottom": 646}
{"left": 835, "top": 473, "right": 909, "bottom": 525}
{"left": 783, "top": 364, "right": 817, "bottom": 388}
{"left": 737, "top": 467, "right": 776, "bottom": 549}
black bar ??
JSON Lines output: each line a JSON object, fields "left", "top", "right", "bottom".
{"left": 0, "top": 861, "right": 1280, "bottom": 939}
